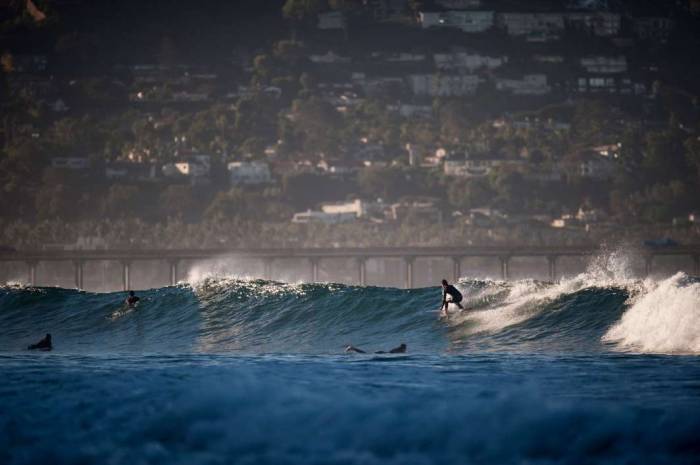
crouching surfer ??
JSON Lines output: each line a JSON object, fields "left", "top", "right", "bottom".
{"left": 440, "top": 279, "right": 464, "bottom": 317}
{"left": 345, "top": 343, "right": 407, "bottom": 354}
{"left": 28, "top": 333, "right": 52, "bottom": 351}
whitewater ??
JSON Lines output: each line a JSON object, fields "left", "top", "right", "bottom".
{"left": 2, "top": 257, "right": 700, "bottom": 464}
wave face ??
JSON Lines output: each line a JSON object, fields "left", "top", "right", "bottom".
{"left": 1, "top": 272, "right": 700, "bottom": 355}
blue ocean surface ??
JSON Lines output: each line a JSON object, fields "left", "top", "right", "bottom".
{"left": 2, "top": 269, "right": 700, "bottom": 464}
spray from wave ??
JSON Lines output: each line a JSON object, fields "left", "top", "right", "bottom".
{"left": 603, "top": 273, "right": 700, "bottom": 354}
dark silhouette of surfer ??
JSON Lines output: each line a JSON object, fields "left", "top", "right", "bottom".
{"left": 125, "top": 291, "right": 140, "bottom": 307}
{"left": 440, "top": 279, "right": 464, "bottom": 317}
{"left": 28, "top": 333, "right": 52, "bottom": 351}
{"left": 345, "top": 343, "right": 407, "bottom": 354}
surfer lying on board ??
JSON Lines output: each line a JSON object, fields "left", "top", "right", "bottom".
{"left": 440, "top": 279, "right": 464, "bottom": 317}
{"left": 28, "top": 333, "right": 52, "bottom": 351}
{"left": 345, "top": 343, "right": 407, "bottom": 354}
{"left": 125, "top": 291, "right": 140, "bottom": 307}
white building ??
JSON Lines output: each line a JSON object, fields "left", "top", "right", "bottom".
{"left": 566, "top": 12, "right": 621, "bottom": 36}
{"left": 291, "top": 210, "right": 357, "bottom": 224}
{"left": 162, "top": 162, "right": 208, "bottom": 177}
{"left": 51, "top": 157, "right": 89, "bottom": 170}
{"left": 633, "top": 17, "right": 674, "bottom": 41}
{"left": 433, "top": 52, "right": 507, "bottom": 72}
{"left": 227, "top": 161, "right": 272, "bottom": 185}
{"left": 496, "top": 74, "right": 550, "bottom": 95}
{"left": 444, "top": 158, "right": 525, "bottom": 177}
{"left": 436, "top": 0, "right": 481, "bottom": 9}
{"left": 318, "top": 11, "right": 345, "bottom": 29}
{"left": 580, "top": 56, "right": 627, "bottom": 74}
{"left": 575, "top": 76, "right": 645, "bottom": 95}
{"left": 162, "top": 155, "right": 211, "bottom": 178}
{"left": 533, "top": 55, "right": 565, "bottom": 64}
{"left": 309, "top": 51, "right": 351, "bottom": 64}
{"left": 366, "top": 0, "right": 410, "bottom": 21}
{"left": 408, "top": 74, "right": 481, "bottom": 97}
{"left": 321, "top": 199, "right": 365, "bottom": 218}
{"left": 499, "top": 13, "right": 565, "bottom": 37}
{"left": 380, "top": 52, "right": 426, "bottom": 62}
{"left": 389, "top": 201, "right": 442, "bottom": 223}
{"left": 578, "top": 154, "right": 617, "bottom": 179}
{"left": 419, "top": 11, "right": 494, "bottom": 33}
{"left": 387, "top": 103, "right": 433, "bottom": 118}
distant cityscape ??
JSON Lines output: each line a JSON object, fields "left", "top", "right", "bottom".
{"left": 1, "top": 0, "right": 699, "bottom": 249}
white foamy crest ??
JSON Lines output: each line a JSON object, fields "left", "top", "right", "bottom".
{"left": 455, "top": 279, "right": 563, "bottom": 333}
{"left": 185, "top": 258, "right": 258, "bottom": 285}
{"left": 450, "top": 248, "right": 647, "bottom": 336}
{"left": 603, "top": 272, "right": 700, "bottom": 354}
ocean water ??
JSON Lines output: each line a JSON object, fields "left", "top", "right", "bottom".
{"left": 2, "top": 259, "right": 700, "bottom": 464}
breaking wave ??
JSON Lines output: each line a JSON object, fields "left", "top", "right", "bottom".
{"left": 1, "top": 267, "right": 699, "bottom": 355}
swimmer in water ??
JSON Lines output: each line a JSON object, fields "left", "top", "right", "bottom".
{"left": 345, "top": 343, "right": 407, "bottom": 354}
{"left": 125, "top": 291, "right": 140, "bottom": 307}
{"left": 28, "top": 333, "right": 52, "bottom": 351}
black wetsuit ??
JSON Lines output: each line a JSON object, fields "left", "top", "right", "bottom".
{"left": 443, "top": 285, "right": 463, "bottom": 304}
{"left": 28, "top": 334, "right": 52, "bottom": 351}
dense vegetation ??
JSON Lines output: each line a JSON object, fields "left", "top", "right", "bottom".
{"left": 1, "top": 0, "right": 699, "bottom": 248}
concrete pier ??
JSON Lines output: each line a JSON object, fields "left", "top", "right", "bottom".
{"left": 4, "top": 244, "right": 700, "bottom": 289}
{"left": 121, "top": 261, "right": 131, "bottom": 291}
{"left": 73, "top": 260, "right": 84, "bottom": 289}
{"left": 357, "top": 258, "right": 367, "bottom": 286}
{"left": 452, "top": 257, "right": 462, "bottom": 282}
{"left": 169, "top": 259, "right": 179, "bottom": 286}
{"left": 404, "top": 257, "right": 415, "bottom": 289}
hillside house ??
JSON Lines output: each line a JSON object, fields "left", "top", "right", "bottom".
{"left": 495, "top": 74, "right": 550, "bottom": 95}
{"left": 575, "top": 76, "right": 646, "bottom": 95}
{"left": 566, "top": 12, "right": 621, "bottom": 36}
{"left": 433, "top": 52, "right": 507, "bottom": 72}
{"left": 309, "top": 51, "right": 351, "bottom": 64}
{"left": 444, "top": 158, "right": 525, "bottom": 177}
{"left": 390, "top": 200, "right": 443, "bottom": 223}
{"left": 227, "top": 161, "right": 272, "bottom": 185}
{"left": 291, "top": 210, "right": 357, "bottom": 224}
{"left": 408, "top": 74, "right": 481, "bottom": 96}
{"left": 499, "top": 13, "right": 565, "bottom": 39}
{"left": 633, "top": 17, "right": 674, "bottom": 41}
{"left": 365, "top": 0, "right": 410, "bottom": 21}
{"left": 318, "top": 11, "right": 345, "bottom": 29}
{"left": 419, "top": 10, "right": 495, "bottom": 33}
{"left": 51, "top": 157, "right": 89, "bottom": 170}
{"left": 105, "top": 162, "right": 158, "bottom": 181}
{"left": 436, "top": 0, "right": 481, "bottom": 8}
{"left": 580, "top": 56, "right": 627, "bottom": 74}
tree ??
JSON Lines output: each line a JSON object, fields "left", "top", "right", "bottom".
{"left": 488, "top": 167, "right": 528, "bottom": 211}
{"left": 204, "top": 188, "right": 262, "bottom": 221}
{"left": 282, "top": 0, "right": 323, "bottom": 24}
{"left": 436, "top": 99, "right": 473, "bottom": 143}
{"left": 358, "top": 166, "right": 411, "bottom": 200}
{"left": 283, "top": 172, "right": 353, "bottom": 209}
{"left": 34, "top": 183, "right": 84, "bottom": 220}
{"left": 101, "top": 185, "right": 145, "bottom": 219}
{"left": 684, "top": 136, "right": 700, "bottom": 178}
{"left": 642, "top": 129, "right": 687, "bottom": 182}
{"left": 159, "top": 185, "right": 198, "bottom": 221}
{"left": 447, "top": 178, "right": 493, "bottom": 210}
{"left": 289, "top": 97, "right": 342, "bottom": 154}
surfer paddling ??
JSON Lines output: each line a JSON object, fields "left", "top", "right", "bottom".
{"left": 125, "top": 290, "right": 140, "bottom": 307}
{"left": 345, "top": 343, "right": 407, "bottom": 354}
{"left": 28, "top": 333, "right": 52, "bottom": 351}
{"left": 440, "top": 279, "right": 464, "bottom": 317}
